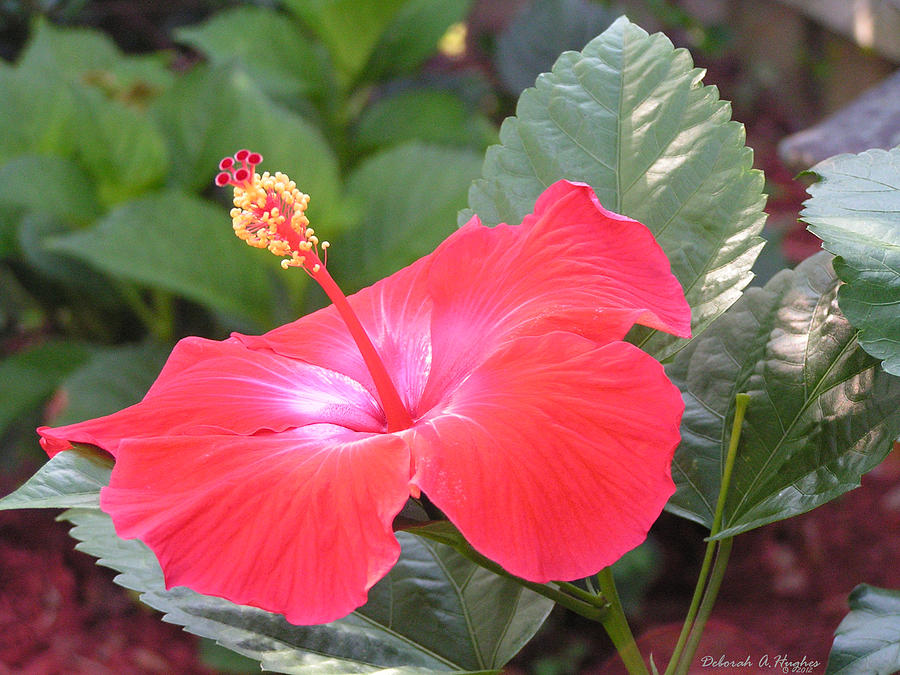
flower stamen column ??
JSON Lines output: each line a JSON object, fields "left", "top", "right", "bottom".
{"left": 217, "top": 150, "right": 413, "bottom": 432}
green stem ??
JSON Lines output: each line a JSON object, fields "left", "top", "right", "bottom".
{"left": 597, "top": 567, "right": 650, "bottom": 675}
{"left": 115, "top": 281, "right": 171, "bottom": 342}
{"left": 454, "top": 545, "right": 610, "bottom": 622}
{"left": 665, "top": 393, "right": 750, "bottom": 675}
{"left": 675, "top": 539, "right": 734, "bottom": 675}
{"left": 663, "top": 533, "right": 717, "bottom": 674}
{"left": 412, "top": 526, "right": 610, "bottom": 622}
{"left": 555, "top": 579, "right": 604, "bottom": 606}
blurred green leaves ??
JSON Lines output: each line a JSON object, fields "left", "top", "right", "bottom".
{"left": 1, "top": 1, "right": 486, "bottom": 450}
{"left": 49, "top": 191, "right": 278, "bottom": 326}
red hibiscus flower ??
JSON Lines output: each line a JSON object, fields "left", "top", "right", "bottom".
{"left": 38, "top": 150, "right": 691, "bottom": 625}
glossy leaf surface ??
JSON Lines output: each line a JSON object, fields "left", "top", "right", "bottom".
{"left": 464, "top": 16, "right": 766, "bottom": 360}
{"left": 667, "top": 253, "right": 900, "bottom": 537}
{"left": 0, "top": 446, "right": 111, "bottom": 511}
{"left": 802, "top": 147, "right": 900, "bottom": 376}
{"left": 827, "top": 584, "right": 900, "bottom": 675}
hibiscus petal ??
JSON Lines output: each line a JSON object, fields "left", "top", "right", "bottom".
{"left": 421, "top": 180, "right": 691, "bottom": 409}
{"left": 407, "top": 331, "right": 683, "bottom": 583}
{"left": 39, "top": 336, "right": 383, "bottom": 457}
{"left": 101, "top": 425, "right": 412, "bottom": 625}
{"left": 234, "top": 257, "right": 433, "bottom": 416}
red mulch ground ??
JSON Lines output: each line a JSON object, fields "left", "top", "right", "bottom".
{"left": 0, "top": 505, "right": 213, "bottom": 675}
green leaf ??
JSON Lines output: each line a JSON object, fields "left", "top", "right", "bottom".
{"left": 331, "top": 143, "right": 483, "bottom": 290}
{"left": 73, "top": 88, "right": 169, "bottom": 205}
{"left": 464, "top": 16, "right": 766, "bottom": 361}
{"left": 47, "top": 191, "right": 277, "bottom": 326}
{"left": 802, "top": 147, "right": 900, "bottom": 376}
{"left": 283, "top": 0, "right": 406, "bottom": 84}
{"left": 18, "top": 213, "right": 120, "bottom": 306}
{"left": 495, "top": 0, "right": 616, "bottom": 95}
{"left": 365, "top": 0, "right": 473, "bottom": 81}
{"left": 59, "top": 507, "right": 551, "bottom": 673}
{"left": 666, "top": 252, "right": 900, "bottom": 537}
{"left": 152, "top": 64, "right": 341, "bottom": 224}
{"left": 0, "top": 154, "right": 98, "bottom": 224}
{"left": 827, "top": 584, "right": 900, "bottom": 675}
{"left": 354, "top": 89, "right": 494, "bottom": 153}
{"left": 0, "top": 446, "right": 111, "bottom": 511}
{"left": 175, "top": 7, "right": 324, "bottom": 103}
{"left": 53, "top": 341, "right": 170, "bottom": 426}
{"left": 17, "top": 19, "right": 173, "bottom": 95}
{"left": 0, "top": 341, "right": 91, "bottom": 437}
{"left": 0, "top": 66, "right": 77, "bottom": 161}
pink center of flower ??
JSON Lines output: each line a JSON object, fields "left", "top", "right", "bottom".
{"left": 216, "top": 150, "right": 413, "bottom": 433}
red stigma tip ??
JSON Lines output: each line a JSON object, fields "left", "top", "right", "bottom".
{"left": 215, "top": 149, "right": 263, "bottom": 189}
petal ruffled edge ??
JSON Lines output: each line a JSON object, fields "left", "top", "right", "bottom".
{"left": 421, "top": 180, "right": 691, "bottom": 410}
{"left": 101, "top": 425, "right": 412, "bottom": 625}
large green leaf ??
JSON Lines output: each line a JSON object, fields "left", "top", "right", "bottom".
{"left": 57, "top": 505, "right": 551, "bottom": 673}
{"left": 463, "top": 16, "right": 766, "bottom": 361}
{"left": 0, "top": 341, "right": 90, "bottom": 437}
{"left": 16, "top": 19, "right": 173, "bottom": 94}
{"left": 46, "top": 191, "right": 277, "bottom": 326}
{"left": 330, "top": 143, "right": 483, "bottom": 291}
{"left": 175, "top": 7, "right": 324, "bottom": 103}
{"left": 0, "top": 446, "right": 111, "bottom": 511}
{"left": 283, "top": 0, "right": 406, "bottom": 85}
{"left": 152, "top": 64, "right": 341, "bottom": 225}
{"left": 0, "top": 66, "right": 77, "bottom": 161}
{"left": 0, "top": 155, "right": 98, "bottom": 224}
{"left": 802, "top": 147, "right": 900, "bottom": 376}
{"left": 73, "top": 88, "right": 169, "bottom": 205}
{"left": 666, "top": 252, "right": 900, "bottom": 537}
{"left": 354, "top": 90, "right": 494, "bottom": 153}
{"left": 827, "top": 584, "right": 900, "bottom": 675}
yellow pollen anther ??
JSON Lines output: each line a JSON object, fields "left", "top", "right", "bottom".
{"left": 217, "top": 151, "right": 328, "bottom": 275}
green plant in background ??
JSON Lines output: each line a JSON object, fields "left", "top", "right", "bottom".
{"left": 1, "top": 3, "right": 899, "bottom": 675}
{"left": 0, "top": 0, "right": 492, "bottom": 458}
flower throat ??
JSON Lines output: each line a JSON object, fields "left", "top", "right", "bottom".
{"left": 216, "top": 150, "right": 413, "bottom": 433}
